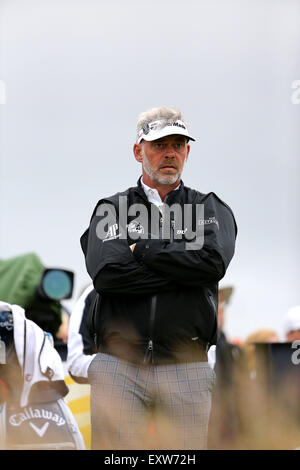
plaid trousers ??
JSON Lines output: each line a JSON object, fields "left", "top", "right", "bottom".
{"left": 88, "top": 352, "right": 216, "bottom": 450}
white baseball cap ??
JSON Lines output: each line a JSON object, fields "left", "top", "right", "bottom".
{"left": 283, "top": 305, "right": 300, "bottom": 334}
{"left": 137, "top": 119, "right": 195, "bottom": 144}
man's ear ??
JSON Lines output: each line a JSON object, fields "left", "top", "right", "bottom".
{"left": 133, "top": 143, "right": 143, "bottom": 163}
{"left": 185, "top": 143, "right": 190, "bottom": 162}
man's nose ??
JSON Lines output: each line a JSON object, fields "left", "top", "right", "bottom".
{"left": 163, "top": 145, "right": 176, "bottom": 157}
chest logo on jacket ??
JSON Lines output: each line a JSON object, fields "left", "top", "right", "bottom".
{"left": 103, "top": 223, "right": 120, "bottom": 242}
{"left": 127, "top": 221, "right": 145, "bottom": 235}
{"left": 198, "top": 217, "right": 219, "bottom": 230}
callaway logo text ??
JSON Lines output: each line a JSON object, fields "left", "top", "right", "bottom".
{"left": 9, "top": 407, "right": 66, "bottom": 427}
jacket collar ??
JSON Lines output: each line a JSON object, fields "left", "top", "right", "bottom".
{"left": 134, "top": 176, "right": 184, "bottom": 204}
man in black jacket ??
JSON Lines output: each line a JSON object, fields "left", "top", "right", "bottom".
{"left": 80, "top": 106, "right": 237, "bottom": 450}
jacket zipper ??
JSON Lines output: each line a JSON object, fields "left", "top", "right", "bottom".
{"left": 144, "top": 295, "right": 157, "bottom": 364}
{"left": 144, "top": 196, "right": 175, "bottom": 364}
{"left": 144, "top": 214, "right": 175, "bottom": 364}
{"left": 143, "top": 212, "right": 164, "bottom": 363}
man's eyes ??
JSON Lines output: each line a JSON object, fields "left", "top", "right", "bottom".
{"left": 154, "top": 143, "right": 184, "bottom": 149}
{"left": 174, "top": 143, "right": 185, "bottom": 148}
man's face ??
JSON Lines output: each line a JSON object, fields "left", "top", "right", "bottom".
{"left": 134, "top": 135, "right": 190, "bottom": 186}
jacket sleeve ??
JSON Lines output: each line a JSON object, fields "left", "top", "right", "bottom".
{"left": 133, "top": 193, "right": 237, "bottom": 286}
{"left": 80, "top": 200, "right": 176, "bottom": 295}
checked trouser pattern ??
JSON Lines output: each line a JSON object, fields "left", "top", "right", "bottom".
{"left": 88, "top": 352, "right": 216, "bottom": 450}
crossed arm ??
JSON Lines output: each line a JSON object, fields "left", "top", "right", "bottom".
{"left": 80, "top": 196, "right": 237, "bottom": 295}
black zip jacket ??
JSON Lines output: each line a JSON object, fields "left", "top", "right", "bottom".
{"left": 80, "top": 178, "right": 237, "bottom": 365}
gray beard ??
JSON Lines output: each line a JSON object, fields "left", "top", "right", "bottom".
{"left": 142, "top": 148, "right": 183, "bottom": 185}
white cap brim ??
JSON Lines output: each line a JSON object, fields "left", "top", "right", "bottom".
{"left": 137, "top": 119, "right": 195, "bottom": 144}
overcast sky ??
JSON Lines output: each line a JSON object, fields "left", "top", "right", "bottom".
{"left": 0, "top": 0, "right": 299, "bottom": 340}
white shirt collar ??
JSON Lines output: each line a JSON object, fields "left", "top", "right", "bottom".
{"left": 141, "top": 178, "right": 180, "bottom": 208}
